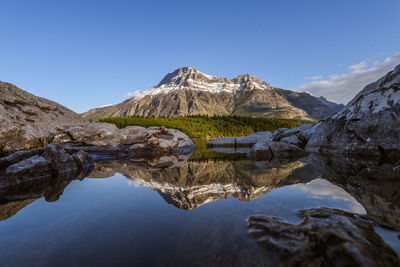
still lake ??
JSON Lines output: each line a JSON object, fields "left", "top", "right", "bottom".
{"left": 0, "top": 141, "right": 399, "bottom": 266}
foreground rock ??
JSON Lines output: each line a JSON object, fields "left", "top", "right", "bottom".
{"left": 306, "top": 64, "right": 400, "bottom": 160}
{"left": 0, "top": 143, "right": 95, "bottom": 202}
{"left": 0, "top": 81, "right": 85, "bottom": 156}
{"left": 248, "top": 207, "right": 400, "bottom": 266}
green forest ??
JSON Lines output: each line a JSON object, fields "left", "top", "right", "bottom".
{"left": 99, "top": 115, "right": 304, "bottom": 138}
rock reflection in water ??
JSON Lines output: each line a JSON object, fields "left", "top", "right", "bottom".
{"left": 89, "top": 156, "right": 319, "bottom": 210}
{"left": 307, "top": 154, "right": 400, "bottom": 230}
{"left": 245, "top": 154, "right": 400, "bottom": 266}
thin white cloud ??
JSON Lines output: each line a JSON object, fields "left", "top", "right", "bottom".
{"left": 306, "top": 75, "right": 324, "bottom": 81}
{"left": 100, "top": 104, "right": 113, "bottom": 108}
{"left": 295, "top": 54, "right": 400, "bottom": 104}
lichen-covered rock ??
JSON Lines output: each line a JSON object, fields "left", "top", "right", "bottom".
{"left": 248, "top": 141, "right": 307, "bottom": 161}
{"left": 306, "top": 64, "right": 400, "bottom": 160}
{"left": 0, "top": 81, "right": 85, "bottom": 156}
{"left": 248, "top": 207, "right": 400, "bottom": 267}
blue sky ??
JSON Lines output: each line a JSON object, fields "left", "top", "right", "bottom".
{"left": 1, "top": 0, "right": 399, "bottom": 112}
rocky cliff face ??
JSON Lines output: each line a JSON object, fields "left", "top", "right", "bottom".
{"left": 82, "top": 67, "right": 342, "bottom": 121}
{"left": 275, "top": 89, "right": 344, "bottom": 120}
{"left": 306, "top": 64, "right": 400, "bottom": 159}
{"left": 0, "top": 81, "right": 85, "bottom": 155}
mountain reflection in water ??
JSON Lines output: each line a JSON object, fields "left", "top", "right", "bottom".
{"left": 0, "top": 146, "right": 399, "bottom": 266}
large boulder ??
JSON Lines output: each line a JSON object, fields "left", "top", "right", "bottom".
{"left": 0, "top": 81, "right": 85, "bottom": 156}
{"left": 306, "top": 64, "right": 400, "bottom": 160}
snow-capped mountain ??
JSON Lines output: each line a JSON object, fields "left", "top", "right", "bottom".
{"left": 131, "top": 67, "right": 273, "bottom": 100}
{"left": 82, "top": 67, "right": 343, "bottom": 121}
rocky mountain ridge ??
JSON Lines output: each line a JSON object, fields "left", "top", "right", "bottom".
{"left": 82, "top": 67, "right": 343, "bottom": 121}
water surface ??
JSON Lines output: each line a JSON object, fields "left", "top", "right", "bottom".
{"left": 0, "top": 143, "right": 398, "bottom": 266}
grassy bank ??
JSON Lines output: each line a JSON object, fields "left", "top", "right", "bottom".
{"left": 99, "top": 115, "right": 305, "bottom": 139}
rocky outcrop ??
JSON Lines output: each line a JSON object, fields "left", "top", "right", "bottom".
{"left": 82, "top": 67, "right": 341, "bottom": 121}
{"left": 248, "top": 207, "right": 400, "bottom": 267}
{"left": 306, "top": 64, "right": 400, "bottom": 160}
{"left": 0, "top": 81, "right": 85, "bottom": 156}
{"left": 55, "top": 123, "right": 196, "bottom": 158}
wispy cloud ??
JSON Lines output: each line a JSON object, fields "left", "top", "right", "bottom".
{"left": 347, "top": 60, "right": 368, "bottom": 71}
{"left": 126, "top": 90, "right": 141, "bottom": 99}
{"left": 295, "top": 54, "right": 400, "bottom": 104}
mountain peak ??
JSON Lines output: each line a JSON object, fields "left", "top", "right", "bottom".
{"left": 157, "top": 67, "right": 215, "bottom": 87}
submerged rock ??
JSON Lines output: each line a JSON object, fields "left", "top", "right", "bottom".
{"left": 248, "top": 207, "right": 400, "bottom": 267}
{"left": 306, "top": 64, "right": 400, "bottom": 160}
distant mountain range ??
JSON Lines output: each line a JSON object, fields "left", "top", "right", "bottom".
{"left": 82, "top": 67, "right": 343, "bottom": 121}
